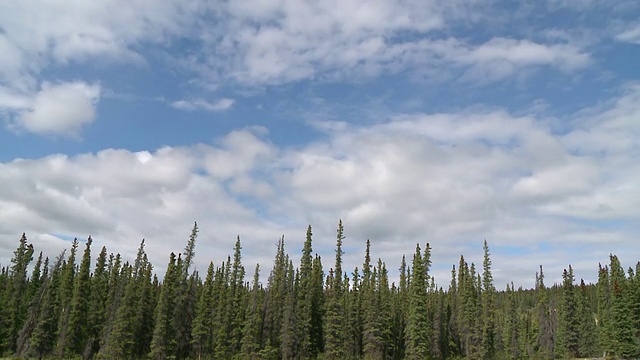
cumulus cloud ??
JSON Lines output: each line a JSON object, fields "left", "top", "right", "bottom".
{"left": 10, "top": 81, "right": 101, "bottom": 136}
{"left": 2, "top": 87, "right": 640, "bottom": 287}
{"left": 0, "top": 0, "right": 203, "bottom": 135}
{"left": 172, "top": 98, "right": 235, "bottom": 112}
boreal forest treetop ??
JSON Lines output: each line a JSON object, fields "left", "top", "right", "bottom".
{"left": 1, "top": 224, "right": 639, "bottom": 359}
{"left": 1, "top": 0, "right": 640, "bottom": 289}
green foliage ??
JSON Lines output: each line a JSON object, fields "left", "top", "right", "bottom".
{"left": 323, "top": 220, "right": 348, "bottom": 360}
{"left": 65, "top": 237, "right": 93, "bottom": 356}
{"left": 1, "top": 224, "right": 639, "bottom": 360}
{"left": 405, "top": 243, "right": 430, "bottom": 360}
{"left": 557, "top": 266, "right": 579, "bottom": 358}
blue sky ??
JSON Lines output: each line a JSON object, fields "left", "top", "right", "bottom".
{"left": 1, "top": 0, "right": 639, "bottom": 287}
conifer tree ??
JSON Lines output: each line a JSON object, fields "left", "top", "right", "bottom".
{"left": 26, "top": 251, "right": 45, "bottom": 309}
{"left": 296, "top": 225, "right": 315, "bottom": 358}
{"left": 502, "top": 283, "right": 521, "bottom": 360}
{"left": 54, "top": 237, "right": 79, "bottom": 358}
{"left": 310, "top": 254, "right": 325, "bottom": 355}
{"left": 392, "top": 254, "right": 409, "bottom": 359}
{"left": 630, "top": 263, "right": 640, "bottom": 352}
{"left": 184, "top": 222, "right": 199, "bottom": 273}
{"left": 346, "top": 267, "right": 362, "bottom": 358}
{"left": 609, "top": 255, "right": 638, "bottom": 358}
{"left": 241, "top": 264, "right": 263, "bottom": 359}
{"left": 28, "top": 251, "right": 65, "bottom": 359}
{"left": 481, "top": 240, "right": 496, "bottom": 360}
{"left": 192, "top": 261, "right": 215, "bottom": 359}
{"left": 1, "top": 233, "right": 35, "bottom": 353}
{"left": 263, "top": 236, "right": 288, "bottom": 351}
{"left": 280, "top": 261, "right": 297, "bottom": 360}
{"left": 150, "top": 252, "right": 179, "bottom": 360}
{"left": 447, "top": 265, "right": 461, "bottom": 358}
{"left": 133, "top": 260, "right": 156, "bottom": 358}
{"left": 324, "top": 220, "right": 347, "bottom": 359}
{"left": 100, "top": 240, "right": 151, "bottom": 359}
{"left": 15, "top": 252, "right": 45, "bottom": 356}
{"left": 228, "top": 236, "right": 246, "bottom": 355}
{"left": 214, "top": 256, "right": 232, "bottom": 358}
{"left": 173, "top": 226, "right": 200, "bottom": 359}
{"left": 405, "top": 243, "right": 430, "bottom": 360}
{"left": 577, "top": 279, "right": 597, "bottom": 357}
{"left": 533, "top": 265, "right": 553, "bottom": 358}
{"left": 98, "top": 252, "right": 124, "bottom": 354}
{"left": 597, "top": 263, "right": 613, "bottom": 356}
{"left": 377, "top": 260, "right": 393, "bottom": 359}
{"left": 363, "top": 241, "right": 383, "bottom": 359}
{"left": 557, "top": 266, "right": 579, "bottom": 358}
{"left": 65, "top": 236, "right": 93, "bottom": 356}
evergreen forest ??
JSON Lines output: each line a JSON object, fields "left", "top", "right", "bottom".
{"left": 1, "top": 220, "right": 639, "bottom": 360}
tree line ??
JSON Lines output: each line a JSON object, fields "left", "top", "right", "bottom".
{"left": 1, "top": 220, "right": 639, "bottom": 359}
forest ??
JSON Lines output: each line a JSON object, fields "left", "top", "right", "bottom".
{"left": 1, "top": 220, "right": 639, "bottom": 360}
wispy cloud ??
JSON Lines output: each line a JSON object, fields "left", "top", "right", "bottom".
{"left": 171, "top": 98, "right": 235, "bottom": 112}
{"left": 188, "top": 2, "right": 592, "bottom": 86}
{"left": 615, "top": 24, "right": 640, "bottom": 44}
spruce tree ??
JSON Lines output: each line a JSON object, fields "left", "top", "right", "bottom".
{"left": 480, "top": 240, "right": 496, "bottom": 360}
{"left": 1, "top": 233, "right": 35, "bottom": 353}
{"left": 557, "top": 266, "right": 579, "bottom": 358}
{"left": 150, "top": 252, "right": 179, "bottom": 360}
{"left": 296, "top": 225, "right": 315, "bottom": 358}
{"left": 535, "top": 266, "right": 554, "bottom": 358}
{"left": 577, "top": 279, "right": 597, "bottom": 357}
{"left": 324, "top": 220, "right": 347, "bottom": 359}
{"left": 597, "top": 263, "right": 613, "bottom": 356}
{"left": 228, "top": 237, "right": 246, "bottom": 355}
{"left": 280, "top": 261, "right": 297, "bottom": 360}
{"left": 192, "top": 262, "right": 215, "bottom": 359}
{"left": 133, "top": 260, "right": 156, "bottom": 358}
{"left": 173, "top": 226, "right": 200, "bottom": 359}
{"left": 29, "top": 251, "right": 65, "bottom": 359}
{"left": 15, "top": 252, "right": 45, "bottom": 356}
{"left": 447, "top": 265, "right": 461, "bottom": 358}
{"left": 377, "top": 260, "right": 393, "bottom": 359}
{"left": 405, "top": 243, "right": 430, "bottom": 360}
{"left": 363, "top": 241, "right": 383, "bottom": 359}
{"left": 609, "top": 255, "right": 638, "bottom": 358}
{"left": 241, "top": 264, "right": 263, "bottom": 359}
{"left": 263, "top": 236, "right": 288, "bottom": 351}
{"left": 310, "top": 254, "right": 325, "bottom": 355}
{"left": 100, "top": 240, "right": 150, "bottom": 359}
{"left": 65, "top": 236, "right": 93, "bottom": 356}
{"left": 98, "top": 252, "right": 124, "bottom": 355}
{"left": 54, "top": 237, "right": 79, "bottom": 358}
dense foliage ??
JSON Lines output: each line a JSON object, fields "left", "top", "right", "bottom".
{"left": 1, "top": 222, "right": 639, "bottom": 359}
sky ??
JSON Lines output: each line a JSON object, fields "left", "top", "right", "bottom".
{"left": 1, "top": 0, "right": 639, "bottom": 288}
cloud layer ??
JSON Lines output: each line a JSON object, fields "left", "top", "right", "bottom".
{"left": 2, "top": 84, "right": 639, "bottom": 287}
{"left": 1, "top": 0, "right": 608, "bottom": 136}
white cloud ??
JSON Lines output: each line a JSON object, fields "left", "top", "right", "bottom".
{"left": 11, "top": 81, "right": 101, "bottom": 136}
{"left": 615, "top": 24, "right": 640, "bottom": 44}
{"left": 0, "top": 0, "right": 204, "bottom": 135}
{"left": 186, "top": 1, "right": 591, "bottom": 86}
{"left": 3, "top": 86, "right": 639, "bottom": 287}
{"left": 172, "top": 98, "right": 235, "bottom": 112}
{"left": 0, "top": 0, "right": 203, "bottom": 83}
{"left": 0, "top": 0, "right": 598, "bottom": 113}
